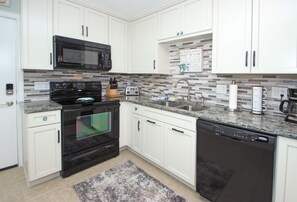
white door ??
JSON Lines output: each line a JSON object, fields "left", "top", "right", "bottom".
{"left": 0, "top": 16, "right": 18, "bottom": 169}
{"left": 212, "top": 0, "right": 252, "bottom": 73}
{"left": 142, "top": 118, "right": 164, "bottom": 166}
{"left": 252, "top": 0, "right": 297, "bottom": 74}
{"left": 54, "top": 0, "right": 84, "bottom": 40}
{"left": 131, "top": 114, "right": 142, "bottom": 153}
{"left": 84, "top": 8, "right": 108, "bottom": 44}
{"left": 131, "top": 14, "right": 157, "bottom": 73}
{"left": 157, "top": 5, "right": 180, "bottom": 40}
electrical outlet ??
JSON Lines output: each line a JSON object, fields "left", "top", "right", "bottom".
{"left": 271, "top": 87, "right": 288, "bottom": 100}
{"left": 216, "top": 85, "right": 227, "bottom": 94}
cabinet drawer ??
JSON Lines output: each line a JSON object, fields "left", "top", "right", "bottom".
{"left": 27, "top": 110, "right": 61, "bottom": 128}
{"left": 142, "top": 106, "right": 196, "bottom": 132}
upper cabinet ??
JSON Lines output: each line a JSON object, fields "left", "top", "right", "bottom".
{"left": 158, "top": 0, "right": 213, "bottom": 42}
{"left": 108, "top": 17, "right": 128, "bottom": 73}
{"left": 212, "top": 0, "right": 297, "bottom": 74}
{"left": 22, "top": 0, "right": 53, "bottom": 70}
{"left": 131, "top": 14, "right": 170, "bottom": 74}
{"left": 54, "top": 0, "right": 108, "bottom": 44}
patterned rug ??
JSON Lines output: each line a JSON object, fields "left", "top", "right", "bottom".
{"left": 73, "top": 160, "right": 186, "bottom": 202}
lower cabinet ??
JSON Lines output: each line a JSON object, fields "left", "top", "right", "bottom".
{"left": 128, "top": 104, "right": 196, "bottom": 186}
{"left": 142, "top": 118, "right": 165, "bottom": 167}
{"left": 131, "top": 113, "right": 142, "bottom": 154}
{"left": 274, "top": 136, "right": 297, "bottom": 202}
{"left": 23, "top": 110, "right": 61, "bottom": 185}
{"left": 164, "top": 125, "right": 196, "bottom": 186}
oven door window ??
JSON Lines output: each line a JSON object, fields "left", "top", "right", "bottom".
{"left": 76, "top": 112, "right": 111, "bottom": 140}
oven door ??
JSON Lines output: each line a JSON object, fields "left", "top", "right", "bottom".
{"left": 62, "top": 104, "right": 119, "bottom": 156}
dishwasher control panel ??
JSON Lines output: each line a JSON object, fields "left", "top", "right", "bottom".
{"left": 213, "top": 124, "right": 269, "bottom": 142}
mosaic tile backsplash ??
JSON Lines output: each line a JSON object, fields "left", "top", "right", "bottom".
{"left": 24, "top": 35, "right": 297, "bottom": 116}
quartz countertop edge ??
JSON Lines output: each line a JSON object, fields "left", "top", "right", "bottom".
{"left": 119, "top": 96, "right": 297, "bottom": 140}
{"left": 21, "top": 100, "right": 62, "bottom": 114}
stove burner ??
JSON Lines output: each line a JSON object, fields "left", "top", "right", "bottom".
{"left": 76, "top": 97, "right": 95, "bottom": 103}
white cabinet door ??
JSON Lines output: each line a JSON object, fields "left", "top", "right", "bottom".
{"left": 54, "top": 0, "right": 84, "bottom": 40}
{"left": 119, "top": 102, "right": 131, "bottom": 147}
{"left": 212, "top": 0, "right": 252, "bottom": 74}
{"left": 252, "top": 0, "right": 297, "bottom": 74}
{"left": 274, "top": 137, "right": 297, "bottom": 202}
{"left": 164, "top": 125, "right": 196, "bottom": 186}
{"left": 142, "top": 118, "right": 164, "bottom": 166}
{"left": 181, "top": 0, "right": 212, "bottom": 36}
{"left": 22, "top": 0, "right": 53, "bottom": 70}
{"left": 27, "top": 123, "right": 61, "bottom": 181}
{"left": 84, "top": 8, "right": 108, "bottom": 44}
{"left": 131, "top": 14, "right": 157, "bottom": 73}
{"left": 158, "top": 5, "right": 180, "bottom": 40}
{"left": 109, "top": 17, "right": 128, "bottom": 73}
{"left": 131, "top": 114, "right": 142, "bottom": 153}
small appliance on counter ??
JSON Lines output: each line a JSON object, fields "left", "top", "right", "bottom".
{"left": 106, "top": 78, "right": 121, "bottom": 98}
{"left": 125, "top": 86, "right": 139, "bottom": 96}
{"left": 279, "top": 88, "right": 297, "bottom": 123}
{"left": 252, "top": 86, "right": 268, "bottom": 115}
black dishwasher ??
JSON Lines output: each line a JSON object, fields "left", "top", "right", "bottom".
{"left": 196, "top": 119, "right": 276, "bottom": 202}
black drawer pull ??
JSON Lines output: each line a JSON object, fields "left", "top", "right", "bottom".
{"left": 138, "top": 120, "right": 140, "bottom": 131}
{"left": 147, "top": 120, "right": 156, "bottom": 124}
{"left": 172, "top": 128, "right": 184, "bottom": 133}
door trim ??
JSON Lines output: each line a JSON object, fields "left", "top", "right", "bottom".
{"left": 0, "top": 10, "right": 23, "bottom": 166}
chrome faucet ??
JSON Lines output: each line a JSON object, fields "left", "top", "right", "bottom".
{"left": 174, "top": 78, "right": 191, "bottom": 101}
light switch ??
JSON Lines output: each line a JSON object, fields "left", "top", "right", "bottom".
{"left": 216, "top": 85, "right": 227, "bottom": 94}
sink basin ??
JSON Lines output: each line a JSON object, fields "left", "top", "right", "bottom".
{"left": 177, "top": 105, "right": 208, "bottom": 112}
{"left": 152, "top": 101, "right": 183, "bottom": 108}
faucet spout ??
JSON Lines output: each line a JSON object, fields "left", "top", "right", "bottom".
{"left": 174, "top": 78, "right": 191, "bottom": 101}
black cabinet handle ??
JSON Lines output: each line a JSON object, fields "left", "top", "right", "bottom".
{"left": 82, "top": 25, "right": 84, "bottom": 36}
{"left": 86, "top": 26, "right": 88, "bottom": 37}
{"left": 253, "top": 51, "right": 256, "bottom": 67}
{"left": 58, "top": 130, "right": 60, "bottom": 143}
{"left": 153, "top": 60, "right": 156, "bottom": 70}
{"left": 147, "top": 120, "right": 156, "bottom": 124}
{"left": 50, "top": 53, "right": 52, "bottom": 65}
{"left": 138, "top": 121, "right": 140, "bottom": 131}
{"left": 172, "top": 128, "right": 184, "bottom": 134}
{"left": 245, "top": 51, "right": 248, "bottom": 67}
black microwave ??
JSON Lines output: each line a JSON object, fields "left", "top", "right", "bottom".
{"left": 53, "top": 36, "right": 111, "bottom": 71}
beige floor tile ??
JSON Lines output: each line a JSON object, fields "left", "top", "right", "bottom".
{"left": 0, "top": 149, "right": 207, "bottom": 202}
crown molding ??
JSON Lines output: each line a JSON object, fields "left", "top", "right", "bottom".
{"left": 67, "top": 0, "right": 184, "bottom": 22}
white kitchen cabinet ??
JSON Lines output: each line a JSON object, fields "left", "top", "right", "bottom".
{"left": 23, "top": 110, "right": 61, "bottom": 185}
{"left": 21, "top": 0, "right": 53, "bottom": 70}
{"left": 131, "top": 14, "right": 158, "bottom": 73}
{"left": 109, "top": 17, "right": 128, "bottom": 73}
{"left": 126, "top": 103, "right": 196, "bottom": 186}
{"left": 158, "top": 0, "right": 212, "bottom": 42}
{"left": 119, "top": 102, "right": 131, "bottom": 147}
{"left": 274, "top": 136, "right": 297, "bottom": 202}
{"left": 54, "top": 0, "right": 108, "bottom": 44}
{"left": 164, "top": 125, "right": 196, "bottom": 186}
{"left": 142, "top": 118, "right": 165, "bottom": 166}
{"left": 131, "top": 114, "right": 142, "bottom": 154}
{"left": 212, "top": 0, "right": 297, "bottom": 74}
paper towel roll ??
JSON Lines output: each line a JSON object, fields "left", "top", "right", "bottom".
{"left": 229, "top": 82, "right": 238, "bottom": 110}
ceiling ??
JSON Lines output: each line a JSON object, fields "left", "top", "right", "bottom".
{"left": 83, "top": 0, "right": 180, "bottom": 19}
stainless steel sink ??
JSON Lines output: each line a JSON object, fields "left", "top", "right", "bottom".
{"left": 152, "top": 101, "right": 183, "bottom": 108}
{"left": 177, "top": 105, "right": 208, "bottom": 112}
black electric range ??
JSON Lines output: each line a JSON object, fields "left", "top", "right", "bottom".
{"left": 50, "top": 81, "right": 120, "bottom": 177}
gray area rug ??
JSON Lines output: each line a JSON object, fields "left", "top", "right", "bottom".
{"left": 73, "top": 160, "right": 186, "bottom": 202}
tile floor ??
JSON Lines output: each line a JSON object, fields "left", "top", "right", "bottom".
{"left": 0, "top": 149, "right": 208, "bottom": 202}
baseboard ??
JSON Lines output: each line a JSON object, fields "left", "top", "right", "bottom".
{"left": 26, "top": 172, "right": 60, "bottom": 187}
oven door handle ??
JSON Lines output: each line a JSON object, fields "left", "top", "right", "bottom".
{"left": 63, "top": 107, "right": 98, "bottom": 113}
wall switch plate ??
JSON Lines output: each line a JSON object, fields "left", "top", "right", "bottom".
{"left": 34, "top": 82, "right": 49, "bottom": 90}
{"left": 271, "top": 87, "right": 288, "bottom": 100}
{"left": 216, "top": 85, "right": 227, "bottom": 94}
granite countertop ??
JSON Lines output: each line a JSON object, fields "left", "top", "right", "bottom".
{"left": 120, "top": 96, "right": 297, "bottom": 140}
{"left": 21, "top": 100, "right": 62, "bottom": 114}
